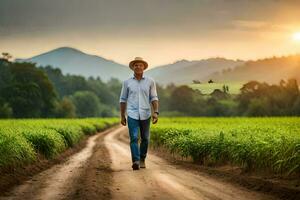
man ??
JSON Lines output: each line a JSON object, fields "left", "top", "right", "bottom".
{"left": 119, "top": 57, "right": 159, "bottom": 170}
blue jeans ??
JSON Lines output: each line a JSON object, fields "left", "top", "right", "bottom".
{"left": 127, "top": 116, "right": 151, "bottom": 163}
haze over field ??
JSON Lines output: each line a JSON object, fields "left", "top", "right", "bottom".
{"left": 16, "top": 47, "right": 300, "bottom": 85}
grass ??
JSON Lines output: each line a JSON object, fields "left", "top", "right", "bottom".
{"left": 0, "top": 118, "right": 118, "bottom": 170}
{"left": 188, "top": 81, "right": 245, "bottom": 94}
{"left": 150, "top": 117, "right": 300, "bottom": 175}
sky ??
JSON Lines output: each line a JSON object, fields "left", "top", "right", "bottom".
{"left": 1, "top": 0, "right": 300, "bottom": 67}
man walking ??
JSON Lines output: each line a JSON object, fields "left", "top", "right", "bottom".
{"left": 119, "top": 57, "right": 159, "bottom": 170}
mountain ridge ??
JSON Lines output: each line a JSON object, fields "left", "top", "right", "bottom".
{"left": 16, "top": 47, "right": 132, "bottom": 82}
{"left": 15, "top": 46, "right": 299, "bottom": 85}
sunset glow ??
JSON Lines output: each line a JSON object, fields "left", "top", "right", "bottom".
{"left": 293, "top": 32, "right": 300, "bottom": 41}
{"left": 1, "top": 1, "right": 300, "bottom": 66}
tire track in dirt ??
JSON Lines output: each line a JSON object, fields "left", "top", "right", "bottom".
{"left": 105, "top": 126, "right": 278, "bottom": 200}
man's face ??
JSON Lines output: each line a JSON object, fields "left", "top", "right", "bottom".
{"left": 133, "top": 62, "right": 145, "bottom": 74}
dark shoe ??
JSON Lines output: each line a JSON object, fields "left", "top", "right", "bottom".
{"left": 132, "top": 161, "right": 140, "bottom": 170}
{"left": 140, "top": 160, "right": 146, "bottom": 168}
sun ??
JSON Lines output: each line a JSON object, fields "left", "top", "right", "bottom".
{"left": 293, "top": 32, "right": 300, "bottom": 41}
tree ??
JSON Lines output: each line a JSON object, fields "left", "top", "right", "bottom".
{"left": 237, "top": 79, "right": 300, "bottom": 116}
{"left": 206, "top": 97, "right": 231, "bottom": 116}
{"left": 54, "top": 97, "right": 76, "bottom": 118}
{"left": 193, "top": 80, "right": 201, "bottom": 84}
{"left": 169, "top": 86, "right": 194, "bottom": 114}
{"left": 0, "top": 61, "right": 13, "bottom": 91}
{"left": 222, "top": 84, "right": 229, "bottom": 93}
{"left": 1, "top": 62, "right": 58, "bottom": 118}
{"left": 292, "top": 96, "right": 300, "bottom": 115}
{"left": 1, "top": 52, "right": 12, "bottom": 61}
{"left": 169, "top": 85, "right": 205, "bottom": 115}
{"left": 211, "top": 89, "right": 229, "bottom": 99}
{"left": 237, "top": 81, "right": 264, "bottom": 114}
{"left": 0, "top": 98, "right": 13, "bottom": 118}
{"left": 70, "top": 91, "right": 102, "bottom": 117}
{"left": 245, "top": 98, "right": 271, "bottom": 116}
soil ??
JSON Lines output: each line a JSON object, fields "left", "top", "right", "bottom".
{"left": 1, "top": 125, "right": 299, "bottom": 200}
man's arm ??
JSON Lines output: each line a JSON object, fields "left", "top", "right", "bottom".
{"left": 119, "top": 81, "right": 128, "bottom": 126}
{"left": 150, "top": 79, "right": 159, "bottom": 124}
{"left": 151, "top": 100, "right": 159, "bottom": 124}
{"left": 120, "top": 102, "right": 127, "bottom": 125}
{"left": 151, "top": 100, "right": 159, "bottom": 113}
{"left": 120, "top": 102, "right": 127, "bottom": 117}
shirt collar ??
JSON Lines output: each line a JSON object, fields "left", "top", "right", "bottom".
{"left": 132, "top": 74, "right": 145, "bottom": 80}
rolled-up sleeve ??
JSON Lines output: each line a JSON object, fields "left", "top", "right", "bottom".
{"left": 119, "top": 81, "right": 128, "bottom": 103}
{"left": 149, "top": 79, "right": 159, "bottom": 102}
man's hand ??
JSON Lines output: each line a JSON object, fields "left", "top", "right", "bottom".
{"left": 152, "top": 113, "right": 158, "bottom": 124}
{"left": 121, "top": 116, "right": 126, "bottom": 126}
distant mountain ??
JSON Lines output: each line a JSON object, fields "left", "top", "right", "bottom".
{"left": 145, "top": 58, "right": 244, "bottom": 85}
{"left": 16, "top": 47, "right": 132, "bottom": 82}
{"left": 207, "top": 55, "right": 300, "bottom": 83}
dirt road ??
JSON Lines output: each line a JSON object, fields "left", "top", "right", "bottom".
{"left": 0, "top": 126, "right": 278, "bottom": 200}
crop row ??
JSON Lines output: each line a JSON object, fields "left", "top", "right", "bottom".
{"left": 150, "top": 117, "right": 300, "bottom": 175}
{"left": 0, "top": 118, "right": 118, "bottom": 170}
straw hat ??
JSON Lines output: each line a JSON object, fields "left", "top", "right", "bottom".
{"left": 129, "top": 57, "right": 148, "bottom": 70}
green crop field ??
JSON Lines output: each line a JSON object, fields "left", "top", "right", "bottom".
{"left": 0, "top": 118, "right": 118, "bottom": 170}
{"left": 150, "top": 117, "right": 300, "bottom": 175}
{"left": 188, "top": 82, "right": 245, "bottom": 94}
{"left": 2, "top": 117, "right": 300, "bottom": 176}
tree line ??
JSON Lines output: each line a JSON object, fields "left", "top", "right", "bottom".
{"left": 160, "top": 79, "right": 300, "bottom": 116}
{"left": 0, "top": 57, "right": 299, "bottom": 118}
{"left": 0, "top": 58, "right": 121, "bottom": 118}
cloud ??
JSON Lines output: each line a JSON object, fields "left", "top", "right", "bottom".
{"left": 1, "top": 0, "right": 300, "bottom": 65}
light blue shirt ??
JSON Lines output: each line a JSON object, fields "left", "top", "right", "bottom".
{"left": 119, "top": 74, "right": 159, "bottom": 120}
